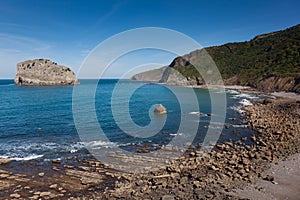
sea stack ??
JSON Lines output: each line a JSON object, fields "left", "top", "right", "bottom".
{"left": 154, "top": 104, "right": 167, "bottom": 114}
{"left": 14, "top": 59, "right": 79, "bottom": 86}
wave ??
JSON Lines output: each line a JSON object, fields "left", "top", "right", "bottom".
{"left": 84, "top": 140, "right": 117, "bottom": 149}
{"left": 239, "top": 99, "right": 253, "bottom": 106}
{"left": 0, "top": 84, "right": 14, "bottom": 87}
{"left": 0, "top": 154, "right": 43, "bottom": 161}
{"left": 226, "top": 89, "right": 240, "bottom": 94}
{"left": 170, "top": 133, "right": 183, "bottom": 136}
{"left": 230, "top": 106, "right": 245, "bottom": 114}
{"left": 187, "top": 111, "right": 205, "bottom": 115}
{"left": 232, "top": 125, "right": 248, "bottom": 128}
{"left": 231, "top": 93, "right": 258, "bottom": 99}
{"left": 0, "top": 141, "right": 86, "bottom": 160}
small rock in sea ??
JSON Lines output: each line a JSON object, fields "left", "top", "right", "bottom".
{"left": 52, "top": 159, "right": 61, "bottom": 164}
{"left": 38, "top": 172, "right": 45, "bottom": 177}
{"left": 225, "top": 124, "right": 231, "bottom": 129}
{"left": 137, "top": 148, "right": 150, "bottom": 153}
{"left": 154, "top": 104, "right": 167, "bottom": 114}
{"left": 251, "top": 135, "right": 257, "bottom": 142}
{"left": 0, "top": 158, "right": 11, "bottom": 165}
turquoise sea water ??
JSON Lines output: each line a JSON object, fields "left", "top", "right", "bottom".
{"left": 0, "top": 79, "right": 258, "bottom": 162}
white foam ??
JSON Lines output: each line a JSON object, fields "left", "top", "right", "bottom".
{"left": 0, "top": 141, "right": 86, "bottom": 160}
{"left": 239, "top": 99, "right": 253, "bottom": 106}
{"left": 170, "top": 133, "right": 183, "bottom": 136}
{"left": 226, "top": 89, "right": 240, "bottom": 94}
{"left": 84, "top": 140, "right": 117, "bottom": 149}
{"left": 68, "top": 142, "right": 85, "bottom": 153}
{"left": 188, "top": 111, "right": 203, "bottom": 115}
{"left": 231, "top": 93, "right": 258, "bottom": 99}
{"left": 232, "top": 125, "right": 248, "bottom": 128}
{"left": 230, "top": 106, "right": 246, "bottom": 114}
{"left": 1, "top": 154, "right": 44, "bottom": 161}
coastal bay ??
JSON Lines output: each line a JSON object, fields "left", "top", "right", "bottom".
{"left": 0, "top": 79, "right": 299, "bottom": 199}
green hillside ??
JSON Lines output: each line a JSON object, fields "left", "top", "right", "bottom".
{"left": 132, "top": 24, "right": 300, "bottom": 92}
{"left": 174, "top": 24, "right": 300, "bottom": 87}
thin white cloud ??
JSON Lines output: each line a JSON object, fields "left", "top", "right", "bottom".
{"left": 0, "top": 33, "right": 53, "bottom": 78}
{"left": 0, "top": 22, "right": 30, "bottom": 29}
{"left": 0, "top": 33, "right": 51, "bottom": 52}
{"left": 95, "top": 1, "right": 126, "bottom": 25}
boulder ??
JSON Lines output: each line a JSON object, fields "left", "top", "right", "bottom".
{"left": 154, "top": 104, "right": 167, "bottom": 114}
{"left": 0, "top": 158, "right": 11, "bottom": 165}
{"left": 14, "top": 59, "right": 79, "bottom": 86}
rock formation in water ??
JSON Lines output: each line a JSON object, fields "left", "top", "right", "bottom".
{"left": 14, "top": 59, "right": 79, "bottom": 86}
{"left": 154, "top": 104, "right": 167, "bottom": 114}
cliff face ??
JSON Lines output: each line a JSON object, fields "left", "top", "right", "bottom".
{"left": 131, "top": 67, "right": 167, "bottom": 81}
{"left": 255, "top": 75, "right": 300, "bottom": 93}
{"left": 14, "top": 59, "right": 79, "bottom": 86}
{"left": 131, "top": 24, "right": 300, "bottom": 93}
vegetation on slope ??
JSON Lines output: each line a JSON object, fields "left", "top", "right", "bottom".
{"left": 173, "top": 24, "right": 300, "bottom": 89}
{"left": 132, "top": 24, "right": 300, "bottom": 92}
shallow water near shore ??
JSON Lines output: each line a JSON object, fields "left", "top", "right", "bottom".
{"left": 0, "top": 79, "right": 259, "bottom": 169}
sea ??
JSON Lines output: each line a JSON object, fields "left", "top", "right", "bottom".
{"left": 0, "top": 79, "right": 268, "bottom": 163}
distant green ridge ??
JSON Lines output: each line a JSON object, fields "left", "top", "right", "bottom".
{"left": 132, "top": 24, "right": 300, "bottom": 93}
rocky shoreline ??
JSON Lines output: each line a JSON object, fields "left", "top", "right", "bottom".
{"left": 0, "top": 96, "right": 299, "bottom": 199}
{"left": 100, "top": 97, "right": 299, "bottom": 199}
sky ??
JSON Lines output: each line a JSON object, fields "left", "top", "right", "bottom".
{"left": 0, "top": 0, "right": 299, "bottom": 78}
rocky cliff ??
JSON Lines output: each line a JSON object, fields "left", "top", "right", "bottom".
{"left": 131, "top": 66, "right": 167, "bottom": 81}
{"left": 131, "top": 24, "right": 300, "bottom": 93}
{"left": 14, "top": 59, "right": 79, "bottom": 86}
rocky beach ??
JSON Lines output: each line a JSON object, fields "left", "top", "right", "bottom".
{"left": 0, "top": 91, "right": 299, "bottom": 199}
{"left": 1, "top": 1, "right": 299, "bottom": 199}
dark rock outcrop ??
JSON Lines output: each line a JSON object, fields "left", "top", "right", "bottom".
{"left": 14, "top": 59, "right": 79, "bottom": 86}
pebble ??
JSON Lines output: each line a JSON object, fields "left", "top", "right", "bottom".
{"left": 38, "top": 172, "right": 45, "bottom": 177}
{"left": 10, "top": 193, "right": 21, "bottom": 198}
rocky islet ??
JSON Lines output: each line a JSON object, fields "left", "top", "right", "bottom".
{"left": 14, "top": 59, "right": 79, "bottom": 86}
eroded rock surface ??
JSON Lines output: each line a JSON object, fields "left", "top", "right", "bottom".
{"left": 14, "top": 59, "right": 79, "bottom": 86}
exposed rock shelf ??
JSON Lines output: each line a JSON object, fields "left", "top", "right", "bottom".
{"left": 14, "top": 59, "right": 79, "bottom": 86}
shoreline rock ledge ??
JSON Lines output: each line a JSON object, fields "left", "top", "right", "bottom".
{"left": 14, "top": 59, "right": 79, "bottom": 86}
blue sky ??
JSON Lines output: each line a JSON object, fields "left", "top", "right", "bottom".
{"left": 0, "top": 0, "right": 299, "bottom": 78}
